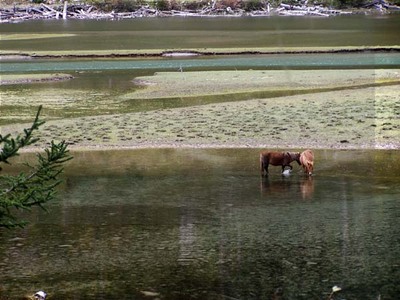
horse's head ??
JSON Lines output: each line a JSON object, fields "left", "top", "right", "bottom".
{"left": 300, "top": 150, "right": 314, "bottom": 175}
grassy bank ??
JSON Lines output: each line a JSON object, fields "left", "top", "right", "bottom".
{"left": 1, "top": 46, "right": 400, "bottom": 59}
{"left": 1, "top": 70, "right": 399, "bottom": 151}
{"left": 128, "top": 69, "right": 400, "bottom": 99}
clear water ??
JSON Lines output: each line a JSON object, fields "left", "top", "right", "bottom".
{"left": 1, "top": 149, "right": 399, "bottom": 299}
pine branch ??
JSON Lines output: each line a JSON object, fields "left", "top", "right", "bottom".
{"left": 0, "top": 106, "right": 72, "bottom": 229}
{"left": 0, "top": 105, "right": 45, "bottom": 165}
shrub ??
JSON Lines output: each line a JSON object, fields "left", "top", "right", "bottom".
{"left": 154, "top": 0, "right": 170, "bottom": 10}
{"left": 242, "top": 0, "right": 266, "bottom": 10}
{"left": 90, "top": 0, "right": 146, "bottom": 12}
{"left": 183, "top": 0, "right": 209, "bottom": 10}
{"left": 216, "top": 0, "right": 242, "bottom": 9}
{"left": 335, "top": 0, "right": 366, "bottom": 8}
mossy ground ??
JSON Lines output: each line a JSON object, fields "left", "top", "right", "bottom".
{"left": 1, "top": 69, "right": 399, "bottom": 151}
{"left": 0, "top": 73, "right": 73, "bottom": 85}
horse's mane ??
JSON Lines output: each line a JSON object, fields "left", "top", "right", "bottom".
{"left": 300, "top": 150, "right": 314, "bottom": 175}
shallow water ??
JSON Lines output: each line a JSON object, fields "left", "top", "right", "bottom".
{"left": 1, "top": 15, "right": 400, "bottom": 126}
{"left": 1, "top": 53, "right": 399, "bottom": 125}
{"left": 0, "top": 149, "right": 399, "bottom": 299}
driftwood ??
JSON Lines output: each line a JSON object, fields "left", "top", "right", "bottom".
{"left": 1, "top": 1, "right": 399, "bottom": 23}
{"left": 364, "top": 0, "right": 400, "bottom": 10}
{"left": 277, "top": 3, "right": 350, "bottom": 16}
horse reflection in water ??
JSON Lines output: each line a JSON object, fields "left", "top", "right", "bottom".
{"left": 178, "top": 210, "right": 197, "bottom": 266}
{"left": 260, "top": 176, "right": 314, "bottom": 200}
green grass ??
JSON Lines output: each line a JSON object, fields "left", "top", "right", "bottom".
{"left": 1, "top": 46, "right": 399, "bottom": 58}
{"left": 1, "top": 70, "right": 399, "bottom": 150}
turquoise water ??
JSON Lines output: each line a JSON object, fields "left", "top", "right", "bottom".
{"left": 1, "top": 53, "right": 400, "bottom": 73}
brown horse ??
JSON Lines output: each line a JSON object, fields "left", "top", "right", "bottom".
{"left": 300, "top": 149, "right": 314, "bottom": 175}
{"left": 260, "top": 151, "right": 301, "bottom": 176}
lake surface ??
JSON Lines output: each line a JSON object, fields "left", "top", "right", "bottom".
{"left": 1, "top": 15, "right": 399, "bottom": 299}
{"left": 1, "top": 15, "right": 400, "bottom": 51}
{"left": 1, "top": 52, "right": 399, "bottom": 125}
{"left": 1, "top": 149, "right": 400, "bottom": 300}
{"left": 1, "top": 15, "right": 400, "bottom": 125}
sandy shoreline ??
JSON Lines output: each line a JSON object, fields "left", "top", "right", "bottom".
{"left": 18, "top": 141, "right": 399, "bottom": 154}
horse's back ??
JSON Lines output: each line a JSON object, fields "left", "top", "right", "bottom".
{"left": 305, "top": 149, "right": 314, "bottom": 159}
{"left": 301, "top": 149, "right": 314, "bottom": 163}
{"left": 260, "top": 151, "right": 285, "bottom": 165}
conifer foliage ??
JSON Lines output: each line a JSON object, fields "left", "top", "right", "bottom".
{"left": 0, "top": 106, "right": 72, "bottom": 228}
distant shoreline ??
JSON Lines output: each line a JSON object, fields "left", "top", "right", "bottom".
{"left": 1, "top": 1, "right": 399, "bottom": 24}
{"left": 1, "top": 46, "right": 399, "bottom": 60}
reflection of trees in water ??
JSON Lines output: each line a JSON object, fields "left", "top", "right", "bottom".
{"left": 178, "top": 208, "right": 196, "bottom": 265}
{"left": 340, "top": 178, "right": 350, "bottom": 272}
{"left": 1, "top": 170, "right": 399, "bottom": 299}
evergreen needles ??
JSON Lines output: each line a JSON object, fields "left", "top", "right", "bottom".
{"left": 0, "top": 105, "right": 72, "bottom": 228}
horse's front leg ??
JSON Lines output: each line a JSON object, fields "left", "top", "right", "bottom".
{"left": 281, "top": 164, "right": 293, "bottom": 173}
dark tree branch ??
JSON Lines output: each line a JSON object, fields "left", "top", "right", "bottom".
{"left": 0, "top": 106, "right": 72, "bottom": 229}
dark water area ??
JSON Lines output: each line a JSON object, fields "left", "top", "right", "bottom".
{"left": 1, "top": 149, "right": 399, "bottom": 299}
{"left": 1, "top": 15, "right": 400, "bottom": 51}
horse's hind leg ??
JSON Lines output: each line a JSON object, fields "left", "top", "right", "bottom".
{"left": 262, "top": 163, "right": 269, "bottom": 176}
{"left": 260, "top": 155, "right": 269, "bottom": 176}
{"left": 261, "top": 162, "right": 269, "bottom": 176}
